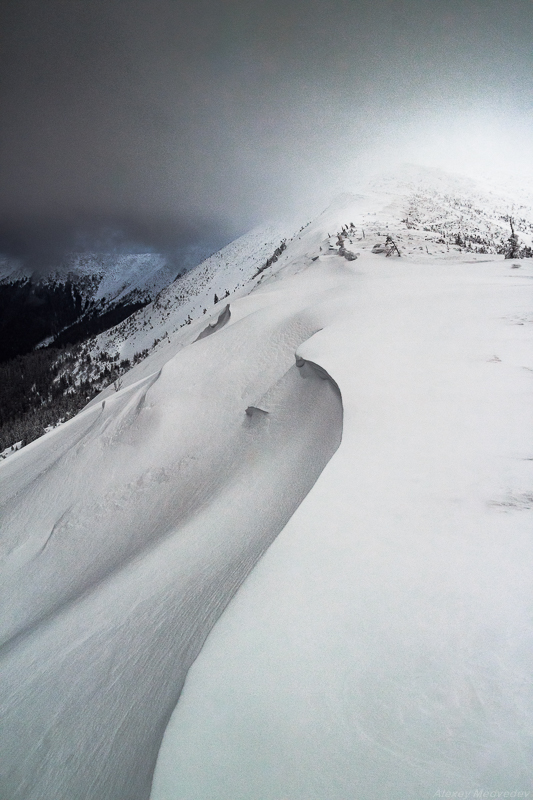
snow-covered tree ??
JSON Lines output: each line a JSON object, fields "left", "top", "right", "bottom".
{"left": 504, "top": 218, "right": 521, "bottom": 259}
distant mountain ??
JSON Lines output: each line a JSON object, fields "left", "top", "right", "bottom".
{"left": 76, "top": 165, "right": 533, "bottom": 385}
{"left": 0, "top": 244, "right": 217, "bottom": 453}
{"left": 0, "top": 247, "right": 213, "bottom": 362}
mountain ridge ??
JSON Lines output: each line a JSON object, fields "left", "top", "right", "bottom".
{"left": 1, "top": 166, "right": 532, "bottom": 799}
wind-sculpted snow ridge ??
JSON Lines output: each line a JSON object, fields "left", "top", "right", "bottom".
{"left": 151, "top": 249, "right": 533, "bottom": 800}
{"left": 2, "top": 167, "right": 533, "bottom": 800}
{"left": 195, "top": 303, "right": 231, "bottom": 340}
{"left": 0, "top": 284, "right": 343, "bottom": 800}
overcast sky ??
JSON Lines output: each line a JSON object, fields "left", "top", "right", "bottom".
{"left": 1, "top": 0, "right": 532, "bottom": 263}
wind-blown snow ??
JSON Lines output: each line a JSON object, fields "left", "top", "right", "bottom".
{"left": 152, "top": 258, "right": 533, "bottom": 799}
{"left": 0, "top": 266, "right": 343, "bottom": 800}
{"left": 1, "top": 167, "right": 532, "bottom": 800}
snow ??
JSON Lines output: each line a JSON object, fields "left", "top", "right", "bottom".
{"left": 0, "top": 262, "right": 343, "bottom": 800}
{"left": 81, "top": 253, "right": 175, "bottom": 303}
{"left": 85, "top": 220, "right": 300, "bottom": 364}
{"left": 0, "top": 255, "right": 25, "bottom": 281}
{"left": 0, "top": 252, "right": 177, "bottom": 305}
{"left": 0, "top": 440, "right": 23, "bottom": 460}
{"left": 1, "top": 167, "right": 532, "bottom": 800}
{"left": 152, "top": 254, "right": 533, "bottom": 799}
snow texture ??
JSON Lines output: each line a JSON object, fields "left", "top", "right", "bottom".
{"left": 0, "top": 280, "right": 342, "bottom": 800}
{"left": 1, "top": 166, "right": 532, "bottom": 800}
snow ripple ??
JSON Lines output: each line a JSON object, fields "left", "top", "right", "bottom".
{"left": 0, "top": 310, "right": 342, "bottom": 800}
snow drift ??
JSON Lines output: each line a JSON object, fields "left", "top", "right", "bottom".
{"left": 0, "top": 290, "right": 342, "bottom": 800}
{"left": 152, "top": 258, "right": 533, "bottom": 800}
{"left": 1, "top": 167, "right": 532, "bottom": 800}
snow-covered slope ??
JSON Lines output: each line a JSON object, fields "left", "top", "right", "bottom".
{"left": 0, "top": 262, "right": 344, "bottom": 800}
{"left": 1, "top": 251, "right": 180, "bottom": 305}
{"left": 0, "top": 251, "right": 179, "bottom": 311}
{"left": 1, "top": 167, "right": 532, "bottom": 800}
{"left": 83, "top": 221, "right": 300, "bottom": 362}
{"left": 153, "top": 256, "right": 533, "bottom": 800}
{"left": 0, "top": 246, "right": 215, "bottom": 361}
{"left": 73, "top": 168, "right": 533, "bottom": 392}
{"left": 63, "top": 251, "right": 177, "bottom": 304}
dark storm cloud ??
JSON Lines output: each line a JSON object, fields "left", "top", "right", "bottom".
{"left": 1, "top": 0, "right": 532, "bottom": 263}
{"left": 0, "top": 212, "right": 222, "bottom": 272}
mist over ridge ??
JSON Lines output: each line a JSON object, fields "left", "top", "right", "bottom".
{"left": 1, "top": 0, "right": 532, "bottom": 265}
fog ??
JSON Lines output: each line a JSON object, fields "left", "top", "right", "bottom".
{"left": 1, "top": 0, "right": 532, "bottom": 266}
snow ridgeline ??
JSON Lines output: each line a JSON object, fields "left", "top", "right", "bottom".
{"left": 25, "top": 165, "right": 533, "bottom": 417}
{"left": 0, "top": 271, "right": 344, "bottom": 800}
{"left": 151, "top": 258, "right": 533, "bottom": 798}
{"left": 1, "top": 167, "right": 533, "bottom": 799}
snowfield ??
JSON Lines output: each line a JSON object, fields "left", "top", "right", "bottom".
{"left": 1, "top": 169, "right": 532, "bottom": 800}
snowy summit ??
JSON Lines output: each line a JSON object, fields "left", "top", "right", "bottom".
{"left": 1, "top": 166, "right": 532, "bottom": 800}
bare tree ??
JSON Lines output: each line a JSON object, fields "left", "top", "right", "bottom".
{"left": 385, "top": 235, "right": 401, "bottom": 257}
{"left": 505, "top": 218, "right": 521, "bottom": 259}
